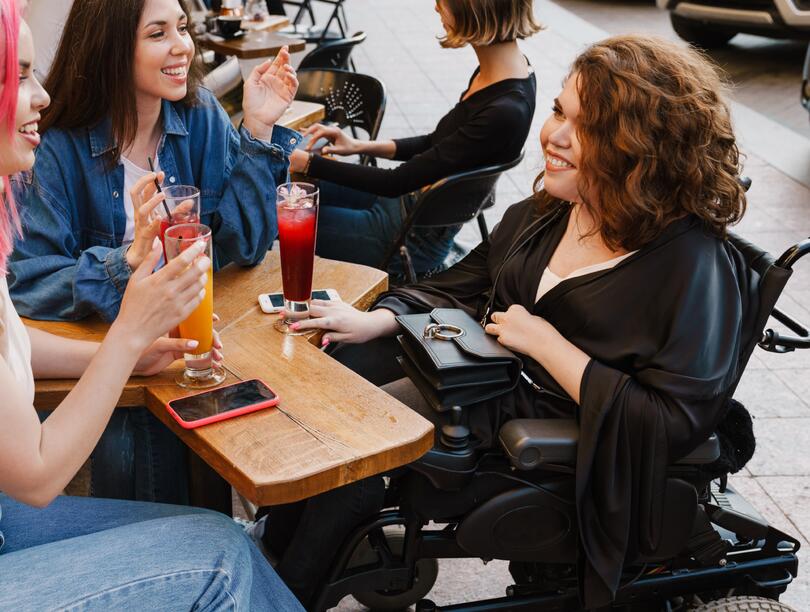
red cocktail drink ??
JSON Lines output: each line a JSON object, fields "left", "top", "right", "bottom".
{"left": 274, "top": 183, "right": 319, "bottom": 335}
{"left": 159, "top": 211, "right": 200, "bottom": 259}
{"left": 278, "top": 204, "right": 317, "bottom": 301}
{"left": 157, "top": 185, "right": 201, "bottom": 259}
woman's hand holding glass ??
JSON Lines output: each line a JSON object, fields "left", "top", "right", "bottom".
{"left": 283, "top": 300, "right": 399, "bottom": 345}
{"left": 133, "top": 321, "right": 223, "bottom": 377}
{"left": 125, "top": 171, "right": 166, "bottom": 272}
{"left": 242, "top": 46, "right": 299, "bottom": 141}
{"left": 110, "top": 240, "right": 211, "bottom": 357}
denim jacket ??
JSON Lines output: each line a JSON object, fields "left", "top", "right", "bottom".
{"left": 9, "top": 87, "right": 300, "bottom": 322}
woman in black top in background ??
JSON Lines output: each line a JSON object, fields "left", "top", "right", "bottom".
{"left": 288, "top": 0, "right": 540, "bottom": 277}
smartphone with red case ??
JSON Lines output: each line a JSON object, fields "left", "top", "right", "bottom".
{"left": 166, "top": 378, "right": 279, "bottom": 429}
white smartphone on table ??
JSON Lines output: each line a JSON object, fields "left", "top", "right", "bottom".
{"left": 258, "top": 289, "right": 341, "bottom": 314}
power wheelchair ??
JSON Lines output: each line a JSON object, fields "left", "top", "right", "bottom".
{"left": 309, "top": 230, "right": 810, "bottom": 612}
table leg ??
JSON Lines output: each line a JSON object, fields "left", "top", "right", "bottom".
{"left": 187, "top": 449, "right": 233, "bottom": 516}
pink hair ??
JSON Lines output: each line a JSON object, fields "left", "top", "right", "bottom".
{"left": 0, "top": 0, "right": 19, "bottom": 275}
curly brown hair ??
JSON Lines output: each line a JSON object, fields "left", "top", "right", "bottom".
{"left": 535, "top": 35, "right": 745, "bottom": 251}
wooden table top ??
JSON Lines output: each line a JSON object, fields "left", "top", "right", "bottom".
{"left": 199, "top": 30, "right": 306, "bottom": 59}
{"left": 27, "top": 254, "right": 434, "bottom": 506}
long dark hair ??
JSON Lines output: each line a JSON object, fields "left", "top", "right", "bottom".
{"left": 40, "top": 0, "right": 203, "bottom": 164}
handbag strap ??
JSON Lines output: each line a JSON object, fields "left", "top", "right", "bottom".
{"left": 479, "top": 203, "right": 569, "bottom": 326}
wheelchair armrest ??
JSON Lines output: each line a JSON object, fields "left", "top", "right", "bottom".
{"left": 498, "top": 419, "right": 721, "bottom": 471}
{"left": 498, "top": 419, "right": 578, "bottom": 470}
{"left": 675, "top": 434, "right": 721, "bottom": 465}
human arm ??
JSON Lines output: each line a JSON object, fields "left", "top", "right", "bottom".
{"left": 295, "top": 104, "right": 523, "bottom": 198}
{"left": 288, "top": 229, "right": 495, "bottom": 343}
{"left": 26, "top": 323, "right": 223, "bottom": 379}
{"left": 9, "top": 172, "right": 138, "bottom": 322}
{"left": 297, "top": 123, "right": 398, "bottom": 159}
{"left": 199, "top": 52, "right": 299, "bottom": 269}
{"left": 0, "top": 243, "right": 210, "bottom": 507}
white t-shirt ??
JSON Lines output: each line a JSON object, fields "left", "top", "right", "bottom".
{"left": 121, "top": 155, "right": 160, "bottom": 245}
{"left": 0, "top": 276, "right": 34, "bottom": 405}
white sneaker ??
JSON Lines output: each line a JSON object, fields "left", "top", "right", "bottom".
{"left": 234, "top": 515, "right": 278, "bottom": 566}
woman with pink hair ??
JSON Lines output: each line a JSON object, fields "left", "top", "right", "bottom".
{"left": 0, "top": 2, "right": 302, "bottom": 609}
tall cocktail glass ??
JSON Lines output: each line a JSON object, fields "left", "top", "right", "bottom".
{"left": 273, "top": 182, "right": 319, "bottom": 335}
{"left": 163, "top": 223, "right": 226, "bottom": 389}
{"left": 157, "top": 185, "right": 201, "bottom": 260}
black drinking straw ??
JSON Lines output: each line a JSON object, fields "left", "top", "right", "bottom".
{"left": 147, "top": 156, "right": 173, "bottom": 223}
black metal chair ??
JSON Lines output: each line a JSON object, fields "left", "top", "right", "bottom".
{"left": 279, "top": 0, "right": 349, "bottom": 45}
{"left": 380, "top": 153, "right": 525, "bottom": 284}
{"left": 296, "top": 68, "right": 386, "bottom": 165}
{"left": 297, "top": 31, "right": 366, "bottom": 71}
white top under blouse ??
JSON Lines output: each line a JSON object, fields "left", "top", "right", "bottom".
{"left": 535, "top": 251, "right": 637, "bottom": 302}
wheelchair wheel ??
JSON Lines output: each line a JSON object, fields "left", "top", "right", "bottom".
{"left": 351, "top": 530, "right": 439, "bottom": 611}
{"left": 691, "top": 596, "right": 796, "bottom": 611}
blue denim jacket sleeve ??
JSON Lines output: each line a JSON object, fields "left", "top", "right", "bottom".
{"left": 208, "top": 119, "right": 298, "bottom": 269}
{"left": 9, "top": 165, "right": 132, "bottom": 323}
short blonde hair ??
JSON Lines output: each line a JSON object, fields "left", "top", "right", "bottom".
{"left": 439, "top": 0, "right": 542, "bottom": 48}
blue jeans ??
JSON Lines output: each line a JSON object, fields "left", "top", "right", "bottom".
{"left": 90, "top": 408, "right": 189, "bottom": 504}
{"left": 0, "top": 494, "right": 303, "bottom": 611}
{"left": 315, "top": 181, "right": 460, "bottom": 278}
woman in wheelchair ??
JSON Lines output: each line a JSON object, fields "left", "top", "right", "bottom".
{"left": 265, "top": 35, "right": 756, "bottom": 608}
{"left": 287, "top": 0, "right": 540, "bottom": 279}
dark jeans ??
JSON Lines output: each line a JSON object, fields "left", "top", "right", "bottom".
{"left": 90, "top": 408, "right": 190, "bottom": 504}
{"left": 261, "top": 478, "right": 385, "bottom": 607}
{"left": 315, "top": 181, "right": 461, "bottom": 278}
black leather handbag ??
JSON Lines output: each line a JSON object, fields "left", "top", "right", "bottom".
{"left": 395, "top": 308, "right": 522, "bottom": 411}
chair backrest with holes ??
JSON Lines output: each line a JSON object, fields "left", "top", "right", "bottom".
{"left": 296, "top": 68, "right": 386, "bottom": 141}
{"left": 298, "top": 32, "right": 367, "bottom": 71}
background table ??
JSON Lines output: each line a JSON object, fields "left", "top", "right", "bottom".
{"left": 199, "top": 30, "right": 306, "bottom": 59}
{"left": 28, "top": 254, "right": 434, "bottom": 507}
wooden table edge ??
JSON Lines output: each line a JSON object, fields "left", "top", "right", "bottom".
{"left": 144, "top": 384, "right": 434, "bottom": 506}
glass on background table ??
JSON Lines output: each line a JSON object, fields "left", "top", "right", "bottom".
{"left": 163, "top": 223, "right": 226, "bottom": 389}
{"left": 274, "top": 182, "right": 319, "bottom": 335}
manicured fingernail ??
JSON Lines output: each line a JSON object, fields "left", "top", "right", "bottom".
{"left": 290, "top": 323, "right": 299, "bottom": 330}
{"left": 187, "top": 340, "right": 199, "bottom": 349}
{"left": 321, "top": 337, "right": 330, "bottom": 346}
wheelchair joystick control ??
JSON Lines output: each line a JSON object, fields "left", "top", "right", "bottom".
{"left": 440, "top": 405, "right": 470, "bottom": 451}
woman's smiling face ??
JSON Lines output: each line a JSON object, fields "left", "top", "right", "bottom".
{"left": 0, "top": 21, "right": 50, "bottom": 176}
{"left": 539, "top": 73, "right": 583, "bottom": 203}
{"left": 133, "top": 0, "right": 194, "bottom": 104}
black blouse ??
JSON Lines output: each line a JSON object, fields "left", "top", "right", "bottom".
{"left": 307, "top": 66, "right": 536, "bottom": 197}
{"left": 374, "top": 197, "right": 758, "bottom": 607}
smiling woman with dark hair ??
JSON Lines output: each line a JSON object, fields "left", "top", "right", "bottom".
{"left": 7, "top": 0, "right": 299, "bottom": 504}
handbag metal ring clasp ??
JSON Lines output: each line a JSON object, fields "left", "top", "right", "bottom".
{"left": 423, "top": 323, "right": 465, "bottom": 341}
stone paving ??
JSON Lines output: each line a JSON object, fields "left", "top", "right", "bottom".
{"left": 294, "top": 1, "right": 810, "bottom": 608}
